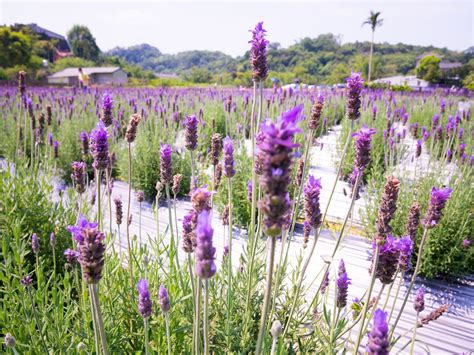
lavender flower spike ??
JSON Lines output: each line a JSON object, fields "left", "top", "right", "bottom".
{"left": 71, "top": 161, "right": 87, "bottom": 194}
{"left": 158, "top": 284, "right": 171, "bottom": 313}
{"left": 422, "top": 187, "right": 452, "bottom": 229}
{"left": 182, "top": 211, "right": 195, "bottom": 253}
{"left": 406, "top": 202, "right": 421, "bottom": 240}
{"left": 114, "top": 196, "right": 123, "bottom": 225}
{"left": 396, "top": 236, "right": 413, "bottom": 271}
{"left": 90, "top": 121, "right": 109, "bottom": 171}
{"left": 249, "top": 22, "right": 269, "bottom": 82}
{"left": 309, "top": 94, "right": 324, "bottom": 130}
{"left": 258, "top": 104, "right": 302, "bottom": 237}
{"left": 125, "top": 113, "right": 141, "bottom": 143}
{"left": 210, "top": 133, "right": 223, "bottom": 166}
{"left": 184, "top": 114, "right": 198, "bottom": 151}
{"left": 373, "top": 234, "right": 399, "bottom": 284}
{"left": 160, "top": 144, "right": 173, "bottom": 185}
{"left": 50, "top": 232, "right": 56, "bottom": 248}
{"left": 223, "top": 136, "right": 235, "bottom": 178}
{"left": 101, "top": 92, "right": 113, "bottom": 127}
{"left": 247, "top": 180, "right": 253, "bottom": 202}
{"left": 137, "top": 278, "right": 153, "bottom": 318}
{"left": 32, "top": 233, "right": 39, "bottom": 254}
{"left": 195, "top": 210, "right": 217, "bottom": 279}
{"left": 336, "top": 270, "right": 351, "bottom": 308}
{"left": 414, "top": 286, "right": 425, "bottom": 313}
{"left": 353, "top": 126, "right": 376, "bottom": 172}
{"left": 367, "top": 309, "right": 390, "bottom": 355}
{"left": 375, "top": 176, "right": 400, "bottom": 244}
{"left": 80, "top": 131, "right": 89, "bottom": 158}
{"left": 346, "top": 72, "right": 364, "bottom": 120}
{"left": 304, "top": 175, "right": 322, "bottom": 229}
{"left": 67, "top": 215, "right": 105, "bottom": 284}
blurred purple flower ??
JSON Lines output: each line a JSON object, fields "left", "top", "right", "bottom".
{"left": 346, "top": 72, "right": 364, "bottom": 120}
{"left": 158, "top": 284, "right": 170, "bottom": 313}
{"left": 353, "top": 126, "right": 376, "bottom": 172}
{"left": 249, "top": 22, "right": 269, "bottom": 81}
{"left": 195, "top": 210, "right": 216, "bottom": 279}
{"left": 90, "top": 121, "right": 109, "bottom": 170}
{"left": 223, "top": 136, "right": 235, "bottom": 178}
{"left": 137, "top": 278, "right": 153, "bottom": 318}
{"left": 367, "top": 309, "right": 390, "bottom": 355}
{"left": 422, "top": 187, "right": 452, "bottom": 229}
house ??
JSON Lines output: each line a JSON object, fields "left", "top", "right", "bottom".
{"left": 416, "top": 53, "right": 462, "bottom": 75}
{"left": 372, "top": 75, "right": 430, "bottom": 90}
{"left": 48, "top": 67, "right": 128, "bottom": 86}
{"left": 13, "top": 23, "right": 72, "bottom": 61}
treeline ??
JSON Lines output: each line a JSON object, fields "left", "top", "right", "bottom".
{"left": 107, "top": 33, "right": 473, "bottom": 87}
{"left": 0, "top": 24, "right": 155, "bottom": 84}
{"left": 1, "top": 23, "right": 473, "bottom": 88}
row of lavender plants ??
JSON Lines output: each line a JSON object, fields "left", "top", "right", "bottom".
{"left": 1, "top": 22, "right": 472, "bottom": 353}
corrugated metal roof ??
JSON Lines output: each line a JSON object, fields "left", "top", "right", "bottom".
{"left": 439, "top": 62, "right": 462, "bottom": 70}
{"left": 49, "top": 67, "right": 122, "bottom": 78}
{"left": 27, "top": 23, "right": 66, "bottom": 40}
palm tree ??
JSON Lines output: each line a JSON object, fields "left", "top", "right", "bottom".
{"left": 363, "top": 10, "right": 383, "bottom": 82}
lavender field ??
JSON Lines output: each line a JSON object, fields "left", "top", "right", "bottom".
{"left": 1, "top": 19, "right": 473, "bottom": 355}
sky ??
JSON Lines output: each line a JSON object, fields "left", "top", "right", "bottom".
{"left": 1, "top": 0, "right": 473, "bottom": 57}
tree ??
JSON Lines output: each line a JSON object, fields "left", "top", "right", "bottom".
{"left": 326, "top": 63, "right": 351, "bottom": 84}
{"left": 67, "top": 25, "right": 100, "bottom": 61}
{"left": 362, "top": 10, "right": 383, "bottom": 82}
{"left": 0, "top": 27, "right": 32, "bottom": 67}
{"left": 416, "top": 55, "right": 441, "bottom": 83}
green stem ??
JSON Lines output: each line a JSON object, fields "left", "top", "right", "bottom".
{"left": 27, "top": 287, "right": 48, "bottom": 353}
{"left": 270, "top": 336, "right": 278, "bottom": 355}
{"left": 188, "top": 254, "right": 196, "bottom": 308}
{"left": 155, "top": 196, "right": 160, "bottom": 244}
{"left": 245, "top": 80, "right": 259, "bottom": 314}
{"left": 144, "top": 318, "right": 149, "bottom": 355}
{"left": 389, "top": 228, "right": 429, "bottom": 340}
{"left": 388, "top": 272, "right": 403, "bottom": 322}
{"left": 190, "top": 150, "right": 196, "bottom": 191}
{"left": 353, "top": 244, "right": 381, "bottom": 353}
{"left": 382, "top": 269, "right": 399, "bottom": 312}
{"left": 165, "top": 184, "right": 175, "bottom": 250}
{"left": 361, "top": 284, "right": 386, "bottom": 337}
{"left": 409, "top": 311, "right": 419, "bottom": 355}
{"left": 203, "top": 279, "right": 210, "bottom": 355}
{"left": 282, "top": 225, "right": 321, "bottom": 337}
{"left": 96, "top": 169, "right": 102, "bottom": 230}
{"left": 195, "top": 279, "right": 202, "bottom": 354}
{"left": 88, "top": 285, "right": 100, "bottom": 355}
{"left": 52, "top": 247, "right": 56, "bottom": 280}
{"left": 165, "top": 313, "right": 172, "bottom": 355}
{"left": 226, "top": 177, "right": 233, "bottom": 347}
{"left": 126, "top": 143, "right": 134, "bottom": 287}
{"left": 139, "top": 202, "right": 142, "bottom": 246}
{"left": 92, "top": 284, "right": 109, "bottom": 355}
{"left": 105, "top": 169, "right": 113, "bottom": 245}
{"left": 255, "top": 235, "right": 277, "bottom": 355}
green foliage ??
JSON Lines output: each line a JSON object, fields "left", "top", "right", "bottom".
{"left": 51, "top": 57, "right": 96, "bottom": 72}
{"left": 416, "top": 55, "right": 441, "bottom": 83}
{"left": 362, "top": 10, "right": 384, "bottom": 32}
{"left": 462, "top": 72, "right": 474, "bottom": 89}
{"left": 0, "top": 27, "right": 32, "bottom": 67}
{"left": 182, "top": 67, "right": 212, "bottom": 83}
{"left": 67, "top": 25, "right": 101, "bottom": 61}
{"left": 107, "top": 43, "right": 162, "bottom": 66}
{"left": 116, "top": 117, "right": 191, "bottom": 200}
{"left": 149, "top": 76, "right": 191, "bottom": 87}
{"left": 0, "top": 162, "right": 76, "bottom": 275}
